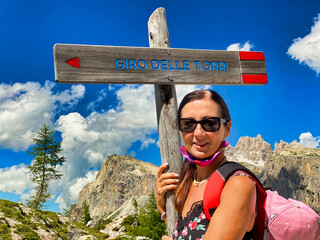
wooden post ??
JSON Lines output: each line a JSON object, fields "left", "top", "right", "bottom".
{"left": 148, "top": 7, "right": 183, "bottom": 236}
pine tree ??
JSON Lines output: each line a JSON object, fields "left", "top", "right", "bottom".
{"left": 81, "top": 201, "right": 92, "bottom": 225}
{"left": 27, "top": 123, "right": 66, "bottom": 210}
{"left": 124, "top": 191, "right": 167, "bottom": 240}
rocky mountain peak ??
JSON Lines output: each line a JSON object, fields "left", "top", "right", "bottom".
{"left": 69, "top": 155, "right": 158, "bottom": 222}
{"left": 225, "top": 134, "right": 272, "bottom": 166}
{"left": 274, "top": 139, "right": 304, "bottom": 154}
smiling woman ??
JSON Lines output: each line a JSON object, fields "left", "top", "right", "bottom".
{"left": 156, "top": 90, "right": 258, "bottom": 240}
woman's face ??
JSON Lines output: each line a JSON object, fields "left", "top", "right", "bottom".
{"left": 179, "top": 97, "right": 231, "bottom": 159}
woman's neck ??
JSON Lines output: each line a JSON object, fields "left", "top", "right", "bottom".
{"left": 195, "top": 153, "right": 226, "bottom": 181}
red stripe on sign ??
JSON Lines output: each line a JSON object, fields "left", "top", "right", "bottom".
{"left": 242, "top": 75, "right": 268, "bottom": 84}
{"left": 66, "top": 57, "right": 79, "bottom": 68}
{"left": 239, "top": 51, "right": 265, "bottom": 61}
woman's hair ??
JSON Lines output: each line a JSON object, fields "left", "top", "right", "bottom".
{"left": 174, "top": 90, "right": 231, "bottom": 214}
{"left": 177, "top": 90, "right": 231, "bottom": 121}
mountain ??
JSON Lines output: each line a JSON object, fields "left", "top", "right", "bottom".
{"left": 225, "top": 134, "right": 273, "bottom": 174}
{"left": 69, "top": 155, "right": 158, "bottom": 223}
{"left": 260, "top": 141, "right": 320, "bottom": 213}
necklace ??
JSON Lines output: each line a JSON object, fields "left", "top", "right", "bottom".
{"left": 193, "top": 178, "right": 209, "bottom": 187}
{"left": 193, "top": 157, "right": 227, "bottom": 187}
{"left": 193, "top": 172, "right": 210, "bottom": 187}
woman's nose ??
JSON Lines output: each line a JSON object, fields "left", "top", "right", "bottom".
{"left": 194, "top": 123, "right": 205, "bottom": 136}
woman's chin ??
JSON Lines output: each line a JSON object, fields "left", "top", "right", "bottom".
{"left": 190, "top": 151, "right": 211, "bottom": 159}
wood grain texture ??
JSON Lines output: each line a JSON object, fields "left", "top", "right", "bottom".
{"left": 240, "top": 60, "right": 267, "bottom": 74}
{"left": 54, "top": 44, "right": 267, "bottom": 85}
{"left": 148, "top": 7, "right": 182, "bottom": 236}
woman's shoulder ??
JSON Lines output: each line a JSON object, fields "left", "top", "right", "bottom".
{"left": 221, "top": 172, "right": 257, "bottom": 202}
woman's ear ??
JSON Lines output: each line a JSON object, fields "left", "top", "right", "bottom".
{"left": 224, "top": 121, "right": 232, "bottom": 138}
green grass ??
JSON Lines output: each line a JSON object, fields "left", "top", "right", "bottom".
{"left": 14, "top": 224, "right": 41, "bottom": 240}
{"left": 0, "top": 222, "right": 13, "bottom": 240}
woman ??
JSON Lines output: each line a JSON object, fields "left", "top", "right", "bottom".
{"left": 156, "top": 90, "right": 257, "bottom": 240}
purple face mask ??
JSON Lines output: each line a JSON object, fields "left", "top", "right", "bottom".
{"left": 179, "top": 141, "right": 229, "bottom": 167}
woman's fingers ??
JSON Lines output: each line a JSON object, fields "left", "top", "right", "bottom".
{"left": 156, "top": 171, "right": 179, "bottom": 196}
{"left": 156, "top": 177, "right": 179, "bottom": 195}
{"left": 157, "top": 163, "right": 169, "bottom": 178}
{"left": 156, "top": 163, "right": 180, "bottom": 213}
{"left": 162, "top": 236, "right": 172, "bottom": 240}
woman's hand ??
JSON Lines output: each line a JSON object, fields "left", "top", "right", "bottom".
{"left": 162, "top": 236, "right": 172, "bottom": 240}
{"left": 156, "top": 163, "right": 179, "bottom": 216}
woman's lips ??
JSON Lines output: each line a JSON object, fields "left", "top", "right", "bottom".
{"left": 194, "top": 142, "right": 208, "bottom": 149}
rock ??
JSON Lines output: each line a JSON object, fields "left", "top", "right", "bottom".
{"left": 5, "top": 217, "right": 21, "bottom": 227}
{"left": 35, "top": 227, "right": 57, "bottom": 240}
{"left": 107, "top": 195, "right": 149, "bottom": 220}
{"left": 78, "top": 235, "right": 98, "bottom": 240}
{"left": 68, "top": 227, "right": 82, "bottom": 240}
{"left": 274, "top": 140, "right": 304, "bottom": 154}
{"left": 18, "top": 203, "right": 32, "bottom": 215}
{"left": 69, "top": 155, "right": 158, "bottom": 222}
{"left": 225, "top": 134, "right": 272, "bottom": 174}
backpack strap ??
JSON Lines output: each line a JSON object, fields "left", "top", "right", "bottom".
{"left": 203, "top": 161, "right": 267, "bottom": 239}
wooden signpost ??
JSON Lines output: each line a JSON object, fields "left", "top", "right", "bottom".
{"left": 54, "top": 44, "right": 267, "bottom": 85}
{"left": 53, "top": 7, "right": 267, "bottom": 236}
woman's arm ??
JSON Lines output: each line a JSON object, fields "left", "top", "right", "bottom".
{"left": 203, "top": 175, "right": 257, "bottom": 240}
{"left": 156, "top": 163, "right": 179, "bottom": 225}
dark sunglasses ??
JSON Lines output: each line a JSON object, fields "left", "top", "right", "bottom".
{"left": 178, "top": 117, "right": 228, "bottom": 132}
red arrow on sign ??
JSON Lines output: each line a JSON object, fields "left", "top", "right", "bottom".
{"left": 66, "top": 57, "right": 79, "bottom": 68}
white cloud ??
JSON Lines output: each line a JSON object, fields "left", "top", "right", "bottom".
{"left": 140, "top": 137, "right": 156, "bottom": 150}
{"left": 0, "top": 164, "right": 34, "bottom": 195}
{"left": 55, "top": 170, "right": 98, "bottom": 209}
{"left": 226, "top": 41, "right": 254, "bottom": 51}
{"left": 287, "top": 14, "right": 320, "bottom": 74}
{"left": 84, "top": 150, "right": 104, "bottom": 167}
{"left": 299, "top": 132, "right": 320, "bottom": 148}
{"left": 0, "top": 81, "right": 85, "bottom": 151}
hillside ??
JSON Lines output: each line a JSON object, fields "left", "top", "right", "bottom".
{"left": 0, "top": 199, "right": 70, "bottom": 240}
{"left": 0, "top": 195, "right": 159, "bottom": 240}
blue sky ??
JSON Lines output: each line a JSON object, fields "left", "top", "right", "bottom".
{"left": 0, "top": 0, "right": 319, "bottom": 212}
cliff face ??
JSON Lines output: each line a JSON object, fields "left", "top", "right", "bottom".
{"left": 69, "top": 155, "right": 158, "bottom": 222}
{"left": 225, "top": 134, "right": 272, "bottom": 165}
{"left": 260, "top": 144, "right": 320, "bottom": 213}
{"left": 225, "top": 134, "right": 273, "bottom": 174}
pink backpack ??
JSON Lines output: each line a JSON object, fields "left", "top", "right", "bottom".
{"left": 203, "top": 162, "right": 320, "bottom": 240}
{"left": 264, "top": 190, "right": 320, "bottom": 240}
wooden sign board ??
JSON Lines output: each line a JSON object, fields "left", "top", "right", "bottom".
{"left": 54, "top": 44, "right": 267, "bottom": 85}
